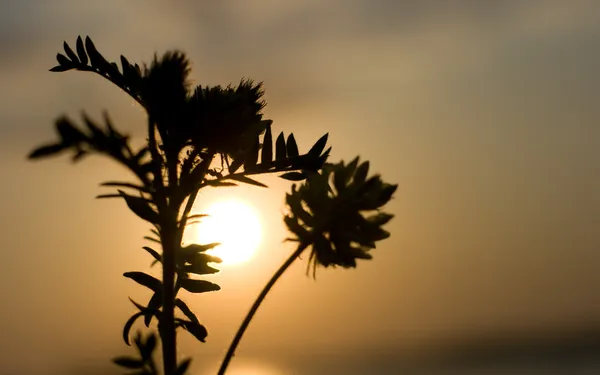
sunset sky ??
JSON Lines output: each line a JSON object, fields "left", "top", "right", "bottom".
{"left": 1, "top": 1, "right": 599, "bottom": 374}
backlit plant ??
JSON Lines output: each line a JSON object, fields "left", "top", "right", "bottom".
{"left": 29, "top": 36, "right": 396, "bottom": 375}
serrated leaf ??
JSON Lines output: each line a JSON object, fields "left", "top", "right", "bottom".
{"left": 308, "top": 133, "right": 328, "bottom": 157}
{"left": 63, "top": 41, "right": 79, "bottom": 64}
{"left": 279, "top": 171, "right": 306, "bottom": 181}
{"left": 76, "top": 36, "right": 88, "bottom": 65}
{"left": 112, "top": 356, "right": 144, "bottom": 369}
{"left": 28, "top": 143, "right": 68, "bottom": 159}
{"left": 180, "top": 279, "right": 220, "bottom": 294}
{"left": 175, "top": 299, "right": 199, "bottom": 324}
{"left": 175, "top": 358, "right": 192, "bottom": 375}
{"left": 228, "top": 175, "right": 267, "bottom": 188}
{"left": 123, "top": 312, "right": 144, "bottom": 345}
{"left": 261, "top": 125, "right": 273, "bottom": 164}
{"left": 286, "top": 134, "right": 299, "bottom": 158}
{"left": 118, "top": 190, "right": 160, "bottom": 224}
{"left": 275, "top": 132, "right": 286, "bottom": 161}
{"left": 123, "top": 271, "right": 161, "bottom": 293}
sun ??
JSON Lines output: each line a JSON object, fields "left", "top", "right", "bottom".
{"left": 191, "top": 199, "right": 262, "bottom": 265}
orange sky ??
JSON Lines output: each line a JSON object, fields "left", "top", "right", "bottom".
{"left": 1, "top": 1, "right": 599, "bottom": 374}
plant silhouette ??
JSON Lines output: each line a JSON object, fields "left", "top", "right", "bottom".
{"left": 28, "top": 36, "right": 397, "bottom": 375}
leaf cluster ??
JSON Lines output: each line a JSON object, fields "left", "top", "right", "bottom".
{"left": 285, "top": 158, "right": 397, "bottom": 277}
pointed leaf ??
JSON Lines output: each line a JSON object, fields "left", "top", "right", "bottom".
{"left": 76, "top": 36, "right": 88, "bottom": 65}
{"left": 63, "top": 41, "right": 79, "bottom": 64}
{"left": 279, "top": 171, "right": 306, "bottom": 181}
{"left": 123, "top": 312, "right": 144, "bottom": 345}
{"left": 101, "top": 181, "right": 150, "bottom": 193}
{"left": 228, "top": 175, "right": 267, "bottom": 188}
{"left": 112, "top": 356, "right": 144, "bottom": 369}
{"left": 180, "top": 279, "right": 220, "bottom": 294}
{"left": 49, "top": 65, "right": 71, "bottom": 72}
{"left": 175, "top": 299, "right": 199, "bottom": 324}
{"left": 228, "top": 155, "right": 244, "bottom": 174}
{"left": 175, "top": 358, "right": 192, "bottom": 375}
{"left": 275, "top": 132, "right": 286, "bottom": 161}
{"left": 308, "top": 133, "right": 328, "bottom": 157}
{"left": 353, "top": 161, "right": 369, "bottom": 185}
{"left": 85, "top": 36, "right": 110, "bottom": 72}
{"left": 142, "top": 333, "right": 157, "bottom": 361}
{"left": 118, "top": 190, "right": 159, "bottom": 224}
{"left": 176, "top": 319, "right": 208, "bottom": 342}
{"left": 142, "top": 246, "right": 162, "bottom": 264}
{"left": 144, "top": 292, "right": 162, "bottom": 327}
{"left": 243, "top": 135, "right": 260, "bottom": 170}
{"left": 286, "top": 134, "right": 299, "bottom": 158}
{"left": 261, "top": 124, "right": 273, "bottom": 164}
{"left": 123, "top": 272, "right": 161, "bottom": 293}
{"left": 56, "top": 53, "right": 72, "bottom": 67}
{"left": 28, "top": 143, "right": 68, "bottom": 159}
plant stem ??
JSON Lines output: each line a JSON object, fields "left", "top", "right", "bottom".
{"left": 147, "top": 117, "right": 177, "bottom": 375}
{"left": 217, "top": 242, "right": 309, "bottom": 375}
{"left": 161, "top": 222, "right": 177, "bottom": 375}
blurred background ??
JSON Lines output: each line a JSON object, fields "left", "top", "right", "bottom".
{"left": 1, "top": 1, "right": 599, "bottom": 374}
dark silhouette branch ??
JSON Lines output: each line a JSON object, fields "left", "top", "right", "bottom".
{"left": 217, "top": 241, "right": 309, "bottom": 375}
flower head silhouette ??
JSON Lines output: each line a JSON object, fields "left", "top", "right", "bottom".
{"left": 284, "top": 157, "right": 397, "bottom": 277}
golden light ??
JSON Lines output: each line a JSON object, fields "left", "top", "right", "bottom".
{"left": 192, "top": 198, "right": 262, "bottom": 265}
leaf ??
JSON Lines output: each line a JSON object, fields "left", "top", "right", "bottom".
{"left": 180, "top": 279, "right": 220, "bottom": 294}
{"left": 123, "top": 312, "right": 144, "bottom": 345}
{"left": 76, "top": 36, "right": 88, "bottom": 65}
{"left": 228, "top": 175, "right": 267, "bottom": 188}
{"left": 204, "top": 180, "right": 238, "bottom": 187}
{"left": 176, "top": 319, "right": 208, "bottom": 342}
{"left": 286, "top": 134, "right": 299, "bottom": 158}
{"left": 144, "top": 292, "right": 162, "bottom": 327}
{"left": 28, "top": 143, "right": 68, "bottom": 159}
{"left": 71, "top": 149, "right": 87, "bottom": 163}
{"left": 184, "top": 253, "right": 221, "bottom": 275}
{"left": 243, "top": 135, "right": 260, "bottom": 171}
{"left": 144, "top": 236, "right": 161, "bottom": 245}
{"left": 118, "top": 190, "right": 160, "bottom": 224}
{"left": 228, "top": 154, "right": 244, "bottom": 174}
{"left": 142, "top": 333, "right": 157, "bottom": 361}
{"left": 123, "top": 271, "right": 161, "bottom": 293}
{"left": 101, "top": 181, "right": 150, "bottom": 193}
{"left": 85, "top": 36, "right": 109, "bottom": 72}
{"left": 275, "top": 132, "right": 286, "bottom": 161}
{"left": 175, "top": 358, "right": 192, "bottom": 375}
{"left": 353, "top": 161, "right": 369, "bottom": 185}
{"left": 175, "top": 299, "right": 199, "bottom": 324}
{"left": 112, "top": 356, "right": 144, "bottom": 369}
{"left": 279, "top": 171, "right": 306, "bottom": 181}
{"left": 63, "top": 41, "right": 79, "bottom": 64}
{"left": 56, "top": 53, "right": 72, "bottom": 67}
{"left": 308, "top": 133, "right": 328, "bottom": 157}
{"left": 261, "top": 124, "right": 273, "bottom": 164}
{"left": 142, "top": 246, "right": 162, "bottom": 264}
{"left": 49, "top": 65, "right": 71, "bottom": 72}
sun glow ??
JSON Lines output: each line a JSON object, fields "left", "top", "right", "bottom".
{"left": 192, "top": 199, "right": 262, "bottom": 265}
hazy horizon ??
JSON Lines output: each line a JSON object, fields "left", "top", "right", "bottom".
{"left": 1, "top": 1, "right": 599, "bottom": 374}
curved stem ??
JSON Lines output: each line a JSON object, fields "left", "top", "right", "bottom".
{"left": 217, "top": 242, "right": 309, "bottom": 375}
